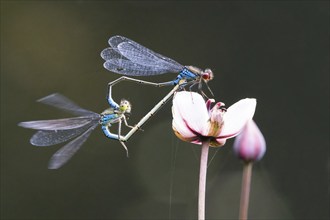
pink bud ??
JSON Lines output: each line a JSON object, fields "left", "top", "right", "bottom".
{"left": 233, "top": 120, "right": 266, "bottom": 162}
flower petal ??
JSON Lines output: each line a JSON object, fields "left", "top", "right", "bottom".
{"left": 172, "top": 125, "right": 199, "bottom": 143}
{"left": 218, "top": 98, "right": 256, "bottom": 138}
{"left": 172, "top": 118, "right": 196, "bottom": 140}
{"left": 210, "top": 138, "right": 226, "bottom": 147}
{"left": 172, "top": 91, "right": 210, "bottom": 136}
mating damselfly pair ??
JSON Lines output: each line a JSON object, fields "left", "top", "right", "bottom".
{"left": 19, "top": 35, "right": 215, "bottom": 169}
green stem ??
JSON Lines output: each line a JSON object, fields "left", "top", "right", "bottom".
{"left": 239, "top": 161, "right": 253, "bottom": 220}
{"left": 198, "top": 139, "right": 210, "bottom": 220}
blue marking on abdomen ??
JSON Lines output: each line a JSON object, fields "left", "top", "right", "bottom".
{"left": 100, "top": 114, "right": 117, "bottom": 126}
{"left": 102, "top": 125, "right": 119, "bottom": 140}
{"left": 107, "top": 95, "right": 119, "bottom": 110}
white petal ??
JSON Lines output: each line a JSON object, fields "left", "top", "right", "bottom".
{"left": 172, "top": 118, "right": 196, "bottom": 139}
{"left": 211, "top": 137, "right": 227, "bottom": 147}
{"left": 172, "top": 91, "right": 209, "bottom": 136}
{"left": 219, "top": 98, "right": 256, "bottom": 138}
{"left": 172, "top": 93, "right": 198, "bottom": 139}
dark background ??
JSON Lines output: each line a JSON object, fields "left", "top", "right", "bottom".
{"left": 1, "top": 1, "right": 329, "bottom": 219}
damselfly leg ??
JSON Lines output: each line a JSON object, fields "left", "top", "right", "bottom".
{"left": 101, "top": 35, "right": 215, "bottom": 97}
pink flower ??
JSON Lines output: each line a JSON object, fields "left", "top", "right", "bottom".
{"left": 233, "top": 120, "right": 266, "bottom": 161}
{"left": 172, "top": 91, "right": 257, "bottom": 147}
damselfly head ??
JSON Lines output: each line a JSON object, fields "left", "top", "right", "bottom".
{"left": 119, "top": 99, "right": 132, "bottom": 114}
{"left": 202, "top": 68, "right": 214, "bottom": 81}
{"left": 186, "top": 66, "right": 213, "bottom": 82}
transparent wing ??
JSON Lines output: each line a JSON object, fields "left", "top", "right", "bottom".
{"left": 29, "top": 121, "right": 98, "bottom": 146}
{"left": 108, "top": 35, "right": 128, "bottom": 48}
{"left": 101, "top": 35, "right": 183, "bottom": 76}
{"left": 38, "top": 93, "right": 98, "bottom": 116}
{"left": 108, "top": 36, "right": 183, "bottom": 68}
{"left": 118, "top": 41, "right": 183, "bottom": 71}
{"left": 18, "top": 116, "right": 97, "bottom": 130}
{"left": 103, "top": 59, "right": 172, "bottom": 76}
{"left": 101, "top": 47, "right": 130, "bottom": 61}
{"left": 48, "top": 123, "right": 99, "bottom": 169}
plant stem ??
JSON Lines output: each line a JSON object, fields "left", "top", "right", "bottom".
{"left": 198, "top": 139, "right": 210, "bottom": 220}
{"left": 239, "top": 161, "right": 253, "bottom": 220}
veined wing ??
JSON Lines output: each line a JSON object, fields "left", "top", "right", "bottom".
{"left": 118, "top": 41, "right": 183, "bottom": 71}
{"left": 38, "top": 93, "right": 98, "bottom": 116}
{"left": 29, "top": 119, "right": 100, "bottom": 146}
{"left": 109, "top": 35, "right": 183, "bottom": 69}
{"left": 18, "top": 116, "right": 97, "bottom": 130}
{"left": 48, "top": 123, "right": 99, "bottom": 169}
{"left": 103, "top": 58, "right": 174, "bottom": 76}
{"left": 101, "top": 46, "right": 130, "bottom": 61}
{"left": 101, "top": 35, "right": 183, "bottom": 76}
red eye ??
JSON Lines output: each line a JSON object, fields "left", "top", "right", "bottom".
{"left": 203, "top": 69, "right": 214, "bottom": 80}
{"left": 202, "top": 73, "right": 210, "bottom": 80}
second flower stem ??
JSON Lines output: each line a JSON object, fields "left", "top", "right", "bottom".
{"left": 198, "top": 139, "right": 210, "bottom": 220}
{"left": 239, "top": 161, "right": 253, "bottom": 220}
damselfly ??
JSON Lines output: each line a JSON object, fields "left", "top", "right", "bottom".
{"left": 18, "top": 92, "right": 133, "bottom": 169}
{"left": 100, "top": 35, "right": 214, "bottom": 97}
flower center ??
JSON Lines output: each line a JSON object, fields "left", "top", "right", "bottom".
{"left": 208, "top": 102, "right": 226, "bottom": 137}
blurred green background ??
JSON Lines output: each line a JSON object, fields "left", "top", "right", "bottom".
{"left": 1, "top": 1, "right": 328, "bottom": 219}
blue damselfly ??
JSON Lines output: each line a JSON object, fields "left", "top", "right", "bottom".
{"left": 18, "top": 92, "right": 132, "bottom": 169}
{"left": 101, "top": 35, "right": 214, "bottom": 97}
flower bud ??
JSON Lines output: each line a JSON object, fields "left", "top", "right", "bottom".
{"left": 233, "top": 120, "right": 266, "bottom": 162}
